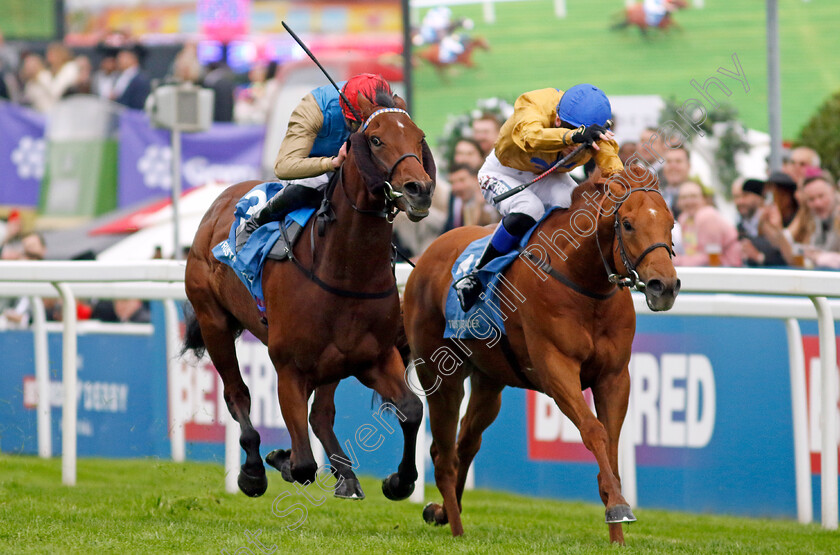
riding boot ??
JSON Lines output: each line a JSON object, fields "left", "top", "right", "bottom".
{"left": 238, "top": 184, "right": 323, "bottom": 249}
{"left": 453, "top": 213, "right": 537, "bottom": 311}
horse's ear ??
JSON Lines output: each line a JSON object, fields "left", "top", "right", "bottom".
{"left": 349, "top": 132, "right": 387, "bottom": 192}
{"left": 421, "top": 139, "right": 437, "bottom": 184}
{"left": 357, "top": 93, "right": 376, "bottom": 120}
{"left": 393, "top": 94, "right": 408, "bottom": 111}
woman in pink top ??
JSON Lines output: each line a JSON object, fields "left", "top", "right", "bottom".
{"left": 673, "top": 181, "right": 742, "bottom": 266}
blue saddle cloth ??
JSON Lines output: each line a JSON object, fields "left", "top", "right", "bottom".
{"left": 444, "top": 209, "right": 557, "bottom": 340}
{"left": 212, "top": 182, "right": 316, "bottom": 313}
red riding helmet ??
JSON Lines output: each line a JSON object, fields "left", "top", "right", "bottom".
{"left": 340, "top": 73, "right": 392, "bottom": 124}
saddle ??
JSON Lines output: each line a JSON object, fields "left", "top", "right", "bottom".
{"left": 212, "top": 182, "right": 317, "bottom": 315}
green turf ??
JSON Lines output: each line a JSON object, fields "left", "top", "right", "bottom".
{"left": 412, "top": 0, "right": 840, "bottom": 147}
{"left": 0, "top": 455, "right": 836, "bottom": 554}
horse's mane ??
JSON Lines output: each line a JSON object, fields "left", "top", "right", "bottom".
{"left": 569, "top": 180, "right": 601, "bottom": 211}
{"left": 371, "top": 87, "right": 396, "bottom": 109}
{"left": 567, "top": 165, "right": 660, "bottom": 211}
{"left": 537, "top": 165, "right": 661, "bottom": 235}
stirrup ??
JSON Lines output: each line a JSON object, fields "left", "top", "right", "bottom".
{"left": 454, "top": 273, "right": 483, "bottom": 311}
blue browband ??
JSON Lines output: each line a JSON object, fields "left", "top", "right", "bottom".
{"left": 361, "top": 108, "right": 411, "bottom": 131}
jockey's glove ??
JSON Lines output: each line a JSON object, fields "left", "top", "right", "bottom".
{"left": 571, "top": 124, "right": 607, "bottom": 146}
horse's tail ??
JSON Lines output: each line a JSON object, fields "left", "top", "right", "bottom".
{"left": 180, "top": 301, "right": 207, "bottom": 359}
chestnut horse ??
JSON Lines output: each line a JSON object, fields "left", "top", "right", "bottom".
{"left": 418, "top": 36, "right": 490, "bottom": 75}
{"left": 403, "top": 166, "right": 679, "bottom": 544}
{"left": 183, "top": 90, "right": 435, "bottom": 501}
{"left": 612, "top": 0, "right": 689, "bottom": 35}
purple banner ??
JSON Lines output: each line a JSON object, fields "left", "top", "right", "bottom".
{"left": 0, "top": 102, "right": 46, "bottom": 206}
{"left": 117, "top": 109, "right": 265, "bottom": 208}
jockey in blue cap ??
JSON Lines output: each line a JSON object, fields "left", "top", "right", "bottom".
{"left": 454, "top": 84, "right": 623, "bottom": 311}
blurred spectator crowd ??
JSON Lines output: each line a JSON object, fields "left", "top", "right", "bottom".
{"left": 0, "top": 31, "right": 278, "bottom": 125}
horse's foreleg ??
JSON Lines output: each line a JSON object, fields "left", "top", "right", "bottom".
{"left": 309, "top": 382, "right": 365, "bottom": 499}
{"left": 592, "top": 365, "right": 633, "bottom": 544}
{"left": 415, "top": 350, "right": 466, "bottom": 536}
{"left": 357, "top": 348, "right": 423, "bottom": 502}
{"left": 193, "top": 297, "right": 266, "bottom": 497}
{"left": 454, "top": 372, "right": 503, "bottom": 506}
{"left": 267, "top": 361, "right": 318, "bottom": 485}
{"left": 535, "top": 347, "right": 634, "bottom": 543}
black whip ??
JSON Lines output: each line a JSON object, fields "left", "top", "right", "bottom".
{"left": 282, "top": 21, "right": 363, "bottom": 123}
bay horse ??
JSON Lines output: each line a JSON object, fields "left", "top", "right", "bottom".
{"left": 183, "top": 90, "right": 435, "bottom": 502}
{"left": 611, "top": 0, "right": 688, "bottom": 35}
{"left": 403, "top": 165, "right": 679, "bottom": 544}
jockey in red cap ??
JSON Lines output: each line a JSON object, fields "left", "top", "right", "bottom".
{"left": 243, "top": 74, "right": 392, "bottom": 234}
{"left": 339, "top": 73, "right": 390, "bottom": 124}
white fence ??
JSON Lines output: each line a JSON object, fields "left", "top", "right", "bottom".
{"left": 0, "top": 261, "right": 838, "bottom": 529}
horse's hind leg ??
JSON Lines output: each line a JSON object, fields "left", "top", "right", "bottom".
{"left": 454, "top": 372, "right": 503, "bottom": 506}
{"left": 307, "top": 382, "right": 366, "bottom": 499}
{"left": 357, "top": 347, "right": 423, "bottom": 502}
{"left": 592, "top": 364, "right": 634, "bottom": 544}
{"left": 193, "top": 298, "right": 266, "bottom": 497}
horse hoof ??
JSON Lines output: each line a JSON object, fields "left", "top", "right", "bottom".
{"left": 265, "top": 449, "right": 294, "bottom": 483}
{"left": 422, "top": 502, "right": 447, "bottom": 526}
{"left": 381, "top": 472, "right": 415, "bottom": 501}
{"left": 237, "top": 467, "right": 267, "bottom": 497}
{"left": 334, "top": 477, "right": 365, "bottom": 500}
{"left": 605, "top": 504, "right": 637, "bottom": 524}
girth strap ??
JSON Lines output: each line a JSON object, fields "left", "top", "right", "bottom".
{"left": 499, "top": 334, "right": 538, "bottom": 390}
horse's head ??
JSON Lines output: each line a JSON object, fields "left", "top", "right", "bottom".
{"left": 470, "top": 36, "right": 490, "bottom": 51}
{"left": 606, "top": 165, "right": 680, "bottom": 311}
{"left": 348, "top": 91, "right": 435, "bottom": 222}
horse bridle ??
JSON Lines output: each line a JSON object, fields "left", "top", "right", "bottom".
{"left": 595, "top": 186, "right": 674, "bottom": 291}
{"left": 353, "top": 107, "right": 423, "bottom": 223}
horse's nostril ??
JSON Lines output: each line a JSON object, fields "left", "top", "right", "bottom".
{"left": 646, "top": 279, "right": 664, "bottom": 295}
{"left": 404, "top": 181, "right": 422, "bottom": 196}
{"left": 675, "top": 279, "right": 682, "bottom": 293}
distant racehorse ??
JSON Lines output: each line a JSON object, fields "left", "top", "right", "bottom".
{"left": 418, "top": 36, "right": 490, "bottom": 77}
{"left": 612, "top": 0, "right": 689, "bottom": 35}
{"left": 404, "top": 166, "right": 679, "bottom": 544}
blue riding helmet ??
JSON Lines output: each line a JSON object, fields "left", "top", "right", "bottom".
{"left": 556, "top": 84, "right": 612, "bottom": 128}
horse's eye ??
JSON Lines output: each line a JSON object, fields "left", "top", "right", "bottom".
{"left": 622, "top": 220, "right": 633, "bottom": 232}
{"left": 370, "top": 137, "right": 382, "bottom": 147}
